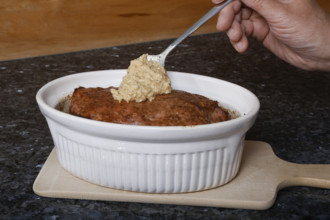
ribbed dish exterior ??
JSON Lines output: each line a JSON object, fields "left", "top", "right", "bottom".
{"left": 53, "top": 130, "right": 244, "bottom": 193}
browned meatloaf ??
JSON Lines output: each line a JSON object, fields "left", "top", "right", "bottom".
{"left": 69, "top": 87, "right": 230, "bottom": 126}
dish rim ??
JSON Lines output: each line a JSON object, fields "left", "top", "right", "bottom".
{"left": 36, "top": 69, "right": 260, "bottom": 134}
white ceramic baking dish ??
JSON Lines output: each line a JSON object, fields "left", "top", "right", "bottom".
{"left": 36, "top": 69, "right": 259, "bottom": 193}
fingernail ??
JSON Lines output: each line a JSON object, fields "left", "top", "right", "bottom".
{"left": 236, "top": 41, "right": 243, "bottom": 50}
{"left": 227, "top": 28, "right": 234, "bottom": 38}
{"left": 213, "top": 0, "right": 223, "bottom": 4}
{"left": 233, "top": 41, "right": 242, "bottom": 52}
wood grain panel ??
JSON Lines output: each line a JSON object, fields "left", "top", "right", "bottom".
{"left": 0, "top": 0, "right": 329, "bottom": 61}
{"left": 0, "top": 0, "right": 216, "bottom": 61}
{"left": 318, "top": 0, "right": 330, "bottom": 13}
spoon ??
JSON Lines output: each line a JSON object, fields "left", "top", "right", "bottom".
{"left": 147, "top": 0, "right": 232, "bottom": 66}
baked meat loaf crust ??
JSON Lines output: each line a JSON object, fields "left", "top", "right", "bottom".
{"left": 69, "top": 87, "right": 230, "bottom": 126}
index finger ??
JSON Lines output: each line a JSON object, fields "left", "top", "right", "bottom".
{"left": 215, "top": 0, "right": 242, "bottom": 31}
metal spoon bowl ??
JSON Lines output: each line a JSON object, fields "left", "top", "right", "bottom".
{"left": 147, "top": 0, "right": 232, "bottom": 66}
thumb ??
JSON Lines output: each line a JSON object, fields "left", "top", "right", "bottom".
{"left": 212, "top": 0, "right": 227, "bottom": 4}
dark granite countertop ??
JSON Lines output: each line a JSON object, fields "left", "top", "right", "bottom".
{"left": 1, "top": 33, "right": 329, "bottom": 219}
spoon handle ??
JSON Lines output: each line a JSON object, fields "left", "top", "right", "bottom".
{"left": 161, "top": 0, "right": 232, "bottom": 58}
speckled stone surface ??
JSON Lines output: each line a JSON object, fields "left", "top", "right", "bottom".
{"left": 0, "top": 33, "right": 329, "bottom": 219}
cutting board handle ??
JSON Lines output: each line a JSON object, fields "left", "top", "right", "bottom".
{"left": 280, "top": 162, "right": 330, "bottom": 189}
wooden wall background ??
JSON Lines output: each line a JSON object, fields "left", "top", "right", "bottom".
{"left": 0, "top": 0, "right": 329, "bottom": 61}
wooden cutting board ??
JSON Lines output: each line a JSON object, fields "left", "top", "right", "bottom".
{"left": 33, "top": 141, "right": 330, "bottom": 210}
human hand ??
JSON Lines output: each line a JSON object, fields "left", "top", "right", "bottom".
{"left": 213, "top": 0, "right": 330, "bottom": 71}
